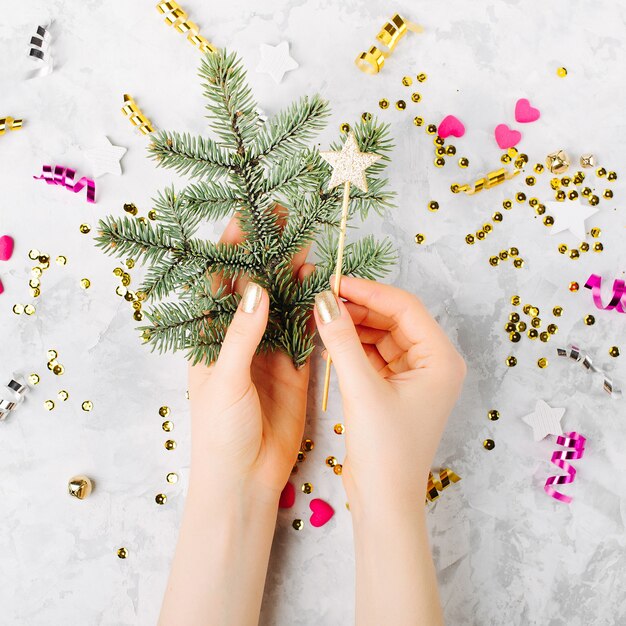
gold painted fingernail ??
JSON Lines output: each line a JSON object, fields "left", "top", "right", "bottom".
{"left": 315, "top": 291, "right": 340, "bottom": 323}
{"left": 241, "top": 283, "right": 262, "bottom": 313}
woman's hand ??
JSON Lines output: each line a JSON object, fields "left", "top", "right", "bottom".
{"left": 314, "top": 276, "right": 466, "bottom": 626}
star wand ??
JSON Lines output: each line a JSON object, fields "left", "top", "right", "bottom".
{"left": 319, "top": 132, "right": 381, "bottom": 411}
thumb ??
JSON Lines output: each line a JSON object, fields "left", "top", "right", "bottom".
{"left": 215, "top": 282, "right": 268, "bottom": 388}
{"left": 314, "top": 290, "right": 380, "bottom": 398}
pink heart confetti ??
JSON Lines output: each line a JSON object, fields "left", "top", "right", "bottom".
{"left": 515, "top": 98, "right": 541, "bottom": 123}
{"left": 309, "top": 498, "right": 334, "bottom": 527}
{"left": 0, "top": 278, "right": 4, "bottom": 295}
{"left": 279, "top": 482, "right": 296, "bottom": 509}
{"left": 437, "top": 115, "right": 465, "bottom": 139}
{"left": 494, "top": 124, "right": 522, "bottom": 149}
{"left": 0, "top": 235, "right": 14, "bottom": 261}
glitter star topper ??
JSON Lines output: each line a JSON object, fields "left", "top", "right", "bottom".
{"left": 320, "top": 132, "right": 381, "bottom": 192}
{"left": 319, "top": 132, "right": 381, "bottom": 411}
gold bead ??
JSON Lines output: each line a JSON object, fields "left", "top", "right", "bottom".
{"left": 458, "top": 157, "right": 469, "bottom": 168}
{"left": 301, "top": 482, "right": 313, "bottom": 494}
{"left": 164, "top": 439, "right": 176, "bottom": 450}
{"left": 537, "top": 357, "right": 548, "bottom": 368}
{"left": 68, "top": 476, "right": 93, "bottom": 500}
{"left": 609, "top": 346, "right": 620, "bottom": 357}
{"left": 155, "top": 493, "right": 167, "bottom": 505}
{"left": 488, "top": 410, "right": 500, "bottom": 421}
{"left": 428, "top": 201, "right": 439, "bottom": 212}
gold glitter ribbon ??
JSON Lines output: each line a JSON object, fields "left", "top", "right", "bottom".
{"left": 0, "top": 117, "right": 23, "bottom": 136}
{"left": 156, "top": 1, "right": 217, "bottom": 53}
{"left": 121, "top": 95, "right": 155, "bottom": 135}
{"left": 453, "top": 166, "right": 521, "bottom": 195}
{"left": 356, "top": 14, "right": 423, "bottom": 75}
{"left": 425, "top": 468, "right": 461, "bottom": 503}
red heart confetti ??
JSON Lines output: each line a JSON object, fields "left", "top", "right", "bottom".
{"left": 309, "top": 498, "right": 334, "bottom": 527}
{"left": 279, "top": 481, "right": 296, "bottom": 509}
{"left": 515, "top": 98, "right": 541, "bottom": 123}
{"left": 494, "top": 124, "right": 522, "bottom": 149}
{"left": 0, "top": 235, "right": 14, "bottom": 261}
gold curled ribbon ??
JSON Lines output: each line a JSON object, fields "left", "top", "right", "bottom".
{"left": 156, "top": 1, "right": 217, "bottom": 54}
{"left": 121, "top": 95, "right": 155, "bottom": 135}
{"left": 426, "top": 468, "right": 461, "bottom": 504}
{"left": 0, "top": 117, "right": 23, "bottom": 136}
{"left": 355, "top": 14, "right": 423, "bottom": 74}
{"left": 453, "top": 166, "right": 521, "bottom": 195}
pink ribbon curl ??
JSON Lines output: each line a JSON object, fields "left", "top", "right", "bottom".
{"left": 544, "top": 431, "right": 586, "bottom": 504}
{"left": 33, "top": 164, "right": 96, "bottom": 203}
{"left": 584, "top": 274, "right": 626, "bottom": 313}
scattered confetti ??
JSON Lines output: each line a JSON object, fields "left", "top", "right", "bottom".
{"left": 0, "top": 116, "right": 23, "bottom": 136}
{"left": 33, "top": 165, "right": 96, "bottom": 203}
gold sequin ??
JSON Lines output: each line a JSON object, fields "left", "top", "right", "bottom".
{"left": 81, "top": 401, "right": 93, "bottom": 412}
{"left": 334, "top": 423, "right": 345, "bottom": 435}
{"left": 56, "top": 255, "right": 67, "bottom": 265}
{"left": 414, "top": 233, "right": 425, "bottom": 244}
{"left": 413, "top": 116, "right": 423, "bottom": 126}
{"left": 584, "top": 315, "right": 595, "bottom": 325}
{"left": 569, "top": 249, "right": 579, "bottom": 260}
{"left": 503, "top": 200, "right": 513, "bottom": 210}
{"left": 607, "top": 171, "right": 617, "bottom": 181}
{"left": 28, "top": 373, "right": 40, "bottom": 385}
{"left": 325, "top": 456, "right": 337, "bottom": 467}
{"left": 155, "top": 494, "right": 167, "bottom": 505}
{"left": 417, "top": 73, "right": 427, "bottom": 82}
{"left": 553, "top": 306, "right": 563, "bottom": 317}
{"left": 539, "top": 332, "right": 549, "bottom": 342}
{"left": 301, "top": 482, "right": 313, "bottom": 494}
{"left": 590, "top": 228, "right": 601, "bottom": 238}
{"left": 557, "top": 67, "right": 567, "bottom": 77}
{"left": 426, "top": 124, "right": 437, "bottom": 134}
{"left": 164, "top": 439, "right": 176, "bottom": 450}
{"left": 609, "top": 346, "right": 620, "bottom": 357}
{"left": 525, "top": 176, "right": 535, "bottom": 186}
{"left": 537, "top": 357, "right": 548, "bottom": 369}
{"left": 511, "top": 295, "right": 520, "bottom": 306}
{"left": 569, "top": 282, "right": 579, "bottom": 292}
{"left": 79, "top": 223, "right": 91, "bottom": 234}
{"left": 80, "top": 278, "right": 91, "bottom": 289}
{"left": 434, "top": 157, "right": 445, "bottom": 167}
{"left": 593, "top": 242, "right": 603, "bottom": 252}
{"left": 24, "top": 304, "right": 36, "bottom": 315}
{"left": 558, "top": 244, "right": 568, "bottom": 254}
{"left": 402, "top": 76, "right": 412, "bottom": 86}
{"left": 513, "top": 258, "right": 524, "bottom": 268}
{"left": 483, "top": 439, "right": 495, "bottom": 450}
{"left": 159, "top": 406, "right": 170, "bottom": 417}
{"left": 465, "top": 234, "right": 475, "bottom": 245}
{"left": 117, "top": 548, "right": 128, "bottom": 559}
{"left": 458, "top": 157, "right": 469, "bottom": 168}
{"left": 162, "top": 420, "right": 173, "bottom": 432}
{"left": 44, "top": 400, "right": 55, "bottom": 411}
{"left": 411, "top": 92, "right": 421, "bottom": 103}
{"left": 301, "top": 439, "right": 314, "bottom": 452}
{"left": 333, "top": 464, "right": 343, "bottom": 475}
{"left": 58, "top": 390, "right": 69, "bottom": 401}
{"left": 292, "top": 519, "right": 304, "bottom": 530}
{"left": 297, "top": 451, "right": 306, "bottom": 463}
{"left": 166, "top": 472, "right": 179, "bottom": 483}
{"left": 378, "top": 98, "right": 389, "bottom": 109}
{"left": 506, "top": 356, "right": 517, "bottom": 367}
{"left": 488, "top": 410, "right": 500, "bottom": 421}
{"left": 589, "top": 195, "right": 600, "bottom": 206}
{"left": 395, "top": 100, "right": 406, "bottom": 110}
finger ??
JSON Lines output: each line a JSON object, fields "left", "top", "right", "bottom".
{"left": 292, "top": 243, "right": 312, "bottom": 277}
{"left": 314, "top": 291, "right": 381, "bottom": 398}
{"left": 362, "top": 343, "right": 389, "bottom": 372}
{"left": 355, "top": 325, "right": 405, "bottom": 364}
{"left": 214, "top": 283, "right": 269, "bottom": 391}
{"left": 332, "top": 275, "right": 449, "bottom": 349}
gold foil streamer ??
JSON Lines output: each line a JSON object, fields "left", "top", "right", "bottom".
{"left": 426, "top": 468, "right": 461, "bottom": 503}
{"left": 355, "top": 14, "right": 423, "bottom": 74}
{"left": 156, "top": 1, "right": 217, "bottom": 53}
{"left": 0, "top": 117, "right": 23, "bottom": 136}
{"left": 121, "top": 95, "right": 155, "bottom": 135}
{"left": 453, "top": 166, "right": 521, "bottom": 196}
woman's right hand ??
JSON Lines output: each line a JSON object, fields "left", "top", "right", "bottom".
{"left": 314, "top": 275, "right": 466, "bottom": 516}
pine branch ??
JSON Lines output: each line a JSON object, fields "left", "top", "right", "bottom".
{"left": 153, "top": 186, "right": 201, "bottom": 240}
{"left": 149, "top": 131, "right": 233, "bottom": 179}
{"left": 182, "top": 180, "right": 242, "bottom": 221}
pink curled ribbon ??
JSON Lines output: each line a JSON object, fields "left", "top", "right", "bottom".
{"left": 544, "top": 431, "right": 586, "bottom": 504}
{"left": 584, "top": 274, "right": 626, "bottom": 313}
{"left": 33, "top": 165, "right": 96, "bottom": 203}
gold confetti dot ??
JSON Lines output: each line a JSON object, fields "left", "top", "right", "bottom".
{"left": 488, "top": 410, "right": 500, "bottom": 421}
{"left": 125, "top": 259, "right": 136, "bottom": 269}
{"left": 47, "top": 349, "right": 58, "bottom": 360}
{"left": 417, "top": 73, "right": 427, "bottom": 82}
{"left": 82, "top": 401, "right": 93, "bottom": 412}
{"left": 133, "top": 310, "right": 143, "bottom": 321}
{"left": 534, "top": 163, "right": 544, "bottom": 173}
{"left": 162, "top": 421, "right": 173, "bottom": 432}
{"left": 428, "top": 201, "right": 439, "bottom": 212}
{"left": 584, "top": 315, "right": 595, "bottom": 325}
{"left": 58, "top": 390, "right": 69, "bottom": 401}
{"left": 557, "top": 67, "right": 568, "bottom": 77}
{"left": 117, "top": 548, "right": 128, "bottom": 559}
{"left": 506, "top": 356, "right": 517, "bottom": 367}
{"left": 124, "top": 203, "right": 138, "bottom": 215}
{"left": 483, "top": 439, "right": 495, "bottom": 450}
{"left": 609, "top": 346, "right": 620, "bottom": 357}
{"left": 325, "top": 456, "right": 337, "bottom": 467}
{"left": 458, "top": 157, "right": 469, "bottom": 168}
{"left": 301, "top": 439, "right": 314, "bottom": 452}
{"left": 553, "top": 306, "right": 563, "bottom": 317}
{"left": 493, "top": 212, "right": 503, "bottom": 223}
{"left": 159, "top": 406, "right": 170, "bottom": 417}
{"left": 411, "top": 92, "right": 421, "bottom": 103}
{"left": 333, "top": 464, "right": 343, "bottom": 475}
{"left": 147, "top": 210, "right": 157, "bottom": 220}
{"left": 414, "top": 233, "right": 425, "bottom": 245}
{"left": 301, "top": 482, "right": 313, "bottom": 494}
{"left": 80, "top": 278, "right": 91, "bottom": 289}
{"left": 402, "top": 76, "right": 412, "bottom": 86}
{"left": 590, "top": 228, "right": 601, "bottom": 238}
{"left": 517, "top": 321, "right": 527, "bottom": 332}
{"left": 378, "top": 98, "right": 389, "bottom": 109}
{"left": 79, "top": 224, "right": 91, "bottom": 234}
{"left": 166, "top": 472, "right": 179, "bottom": 484}
{"left": 603, "top": 189, "right": 613, "bottom": 199}
{"left": 155, "top": 494, "right": 167, "bottom": 505}
{"left": 537, "top": 357, "right": 548, "bottom": 368}
{"left": 44, "top": 400, "right": 55, "bottom": 411}
{"left": 413, "top": 116, "right": 423, "bottom": 127}
{"left": 593, "top": 242, "right": 603, "bottom": 252}
{"left": 503, "top": 200, "right": 513, "bottom": 210}
{"left": 334, "top": 423, "right": 345, "bottom": 435}
{"left": 596, "top": 167, "right": 606, "bottom": 177}
{"left": 446, "top": 145, "right": 456, "bottom": 156}
{"left": 165, "top": 439, "right": 176, "bottom": 450}
{"left": 28, "top": 373, "right": 40, "bottom": 385}
{"left": 292, "top": 519, "right": 304, "bottom": 530}
{"left": 31, "top": 267, "right": 43, "bottom": 277}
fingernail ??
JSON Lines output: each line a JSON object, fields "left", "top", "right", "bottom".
{"left": 315, "top": 291, "right": 340, "bottom": 324}
{"left": 241, "top": 282, "right": 262, "bottom": 313}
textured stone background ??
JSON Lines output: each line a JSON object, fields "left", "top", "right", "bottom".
{"left": 1, "top": 1, "right": 625, "bottom": 624}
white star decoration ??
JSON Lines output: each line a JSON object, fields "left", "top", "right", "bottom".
{"left": 256, "top": 41, "right": 299, "bottom": 84}
{"left": 520, "top": 399, "right": 565, "bottom": 441}
{"left": 545, "top": 199, "right": 599, "bottom": 241}
{"left": 319, "top": 132, "right": 381, "bottom": 192}
{"left": 83, "top": 136, "right": 127, "bottom": 177}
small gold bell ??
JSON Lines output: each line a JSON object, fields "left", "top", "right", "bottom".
{"left": 68, "top": 475, "right": 93, "bottom": 500}
{"left": 579, "top": 153, "right": 595, "bottom": 168}
{"left": 546, "top": 149, "right": 570, "bottom": 174}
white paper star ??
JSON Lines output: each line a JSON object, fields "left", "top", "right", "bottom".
{"left": 83, "top": 136, "right": 127, "bottom": 178}
{"left": 319, "top": 132, "right": 381, "bottom": 192}
{"left": 256, "top": 41, "right": 299, "bottom": 84}
{"left": 520, "top": 399, "right": 565, "bottom": 441}
{"left": 546, "top": 199, "right": 599, "bottom": 241}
